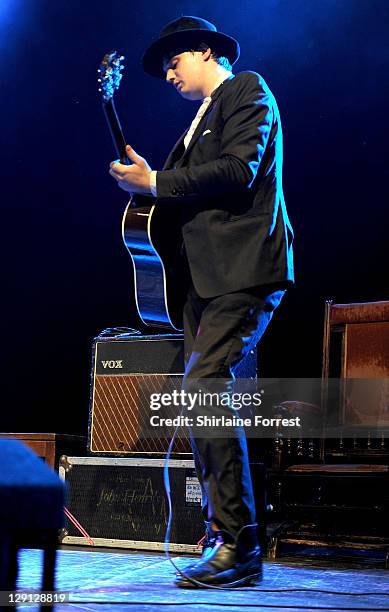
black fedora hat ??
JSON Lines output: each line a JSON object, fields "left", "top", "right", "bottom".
{"left": 142, "top": 16, "right": 240, "bottom": 79}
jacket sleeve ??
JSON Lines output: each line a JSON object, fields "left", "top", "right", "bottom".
{"left": 155, "top": 73, "right": 274, "bottom": 200}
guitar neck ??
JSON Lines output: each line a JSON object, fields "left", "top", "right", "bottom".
{"left": 102, "top": 98, "right": 128, "bottom": 164}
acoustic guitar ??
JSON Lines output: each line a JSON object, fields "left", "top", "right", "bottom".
{"left": 98, "top": 52, "right": 184, "bottom": 331}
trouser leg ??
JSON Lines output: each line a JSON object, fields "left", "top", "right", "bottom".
{"left": 183, "top": 285, "right": 285, "bottom": 538}
{"left": 183, "top": 285, "right": 210, "bottom": 523}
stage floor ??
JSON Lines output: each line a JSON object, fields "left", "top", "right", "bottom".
{"left": 16, "top": 546, "right": 389, "bottom": 611}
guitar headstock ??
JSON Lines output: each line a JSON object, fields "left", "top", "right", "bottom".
{"left": 97, "top": 51, "right": 125, "bottom": 103}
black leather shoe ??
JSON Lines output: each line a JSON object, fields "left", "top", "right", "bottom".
{"left": 175, "top": 539, "right": 262, "bottom": 588}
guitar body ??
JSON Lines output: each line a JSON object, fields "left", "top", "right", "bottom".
{"left": 122, "top": 198, "right": 185, "bottom": 331}
{"left": 98, "top": 51, "right": 185, "bottom": 331}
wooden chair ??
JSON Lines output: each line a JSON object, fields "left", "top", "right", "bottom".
{"left": 322, "top": 299, "right": 389, "bottom": 461}
{"left": 268, "top": 300, "right": 389, "bottom": 563}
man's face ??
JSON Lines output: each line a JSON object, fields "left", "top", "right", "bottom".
{"left": 163, "top": 51, "right": 206, "bottom": 101}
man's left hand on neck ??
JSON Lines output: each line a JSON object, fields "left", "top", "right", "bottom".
{"left": 109, "top": 144, "right": 153, "bottom": 195}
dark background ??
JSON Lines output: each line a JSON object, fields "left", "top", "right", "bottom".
{"left": 1, "top": 0, "right": 388, "bottom": 435}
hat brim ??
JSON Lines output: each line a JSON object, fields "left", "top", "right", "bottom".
{"left": 141, "top": 29, "right": 240, "bottom": 79}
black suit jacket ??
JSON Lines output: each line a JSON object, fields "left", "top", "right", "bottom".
{"left": 156, "top": 71, "right": 294, "bottom": 298}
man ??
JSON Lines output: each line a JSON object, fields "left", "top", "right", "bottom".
{"left": 109, "top": 16, "right": 294, "bottom": 587}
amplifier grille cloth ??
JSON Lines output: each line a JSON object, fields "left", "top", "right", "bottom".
{"left": 90, "top": 374, "right": 190, "bottom": 454}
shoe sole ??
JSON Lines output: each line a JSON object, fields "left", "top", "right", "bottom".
{"left": 176, "top": 571, "right": 262, "bottom": 589}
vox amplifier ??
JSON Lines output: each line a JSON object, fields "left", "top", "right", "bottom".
{"left": 88, "top": 332, "right": 189, "bottom": 456}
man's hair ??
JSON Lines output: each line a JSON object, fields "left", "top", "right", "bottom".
{"left": 198, "top": 42, "right": 232, "bottom": 70}
{"left": 163, "top": 42, "right": 232, "bottom": 72}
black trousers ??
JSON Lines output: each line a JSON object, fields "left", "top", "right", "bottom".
{"left": 183, "top": 282, "right": 285, "bottom": 538}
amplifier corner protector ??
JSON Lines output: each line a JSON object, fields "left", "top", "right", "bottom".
{"left": 59, "top": 455, "right": 73, "bottom": 472}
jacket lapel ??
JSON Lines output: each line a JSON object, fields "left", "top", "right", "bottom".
{"left": 180, "top": 100, "right": 216, "bottom": 160}
{"left": 178, "top": 76, "right": 235, "bottom": 163}
{"left": 162, "top": 127, "right": 189, "bottom": 170}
